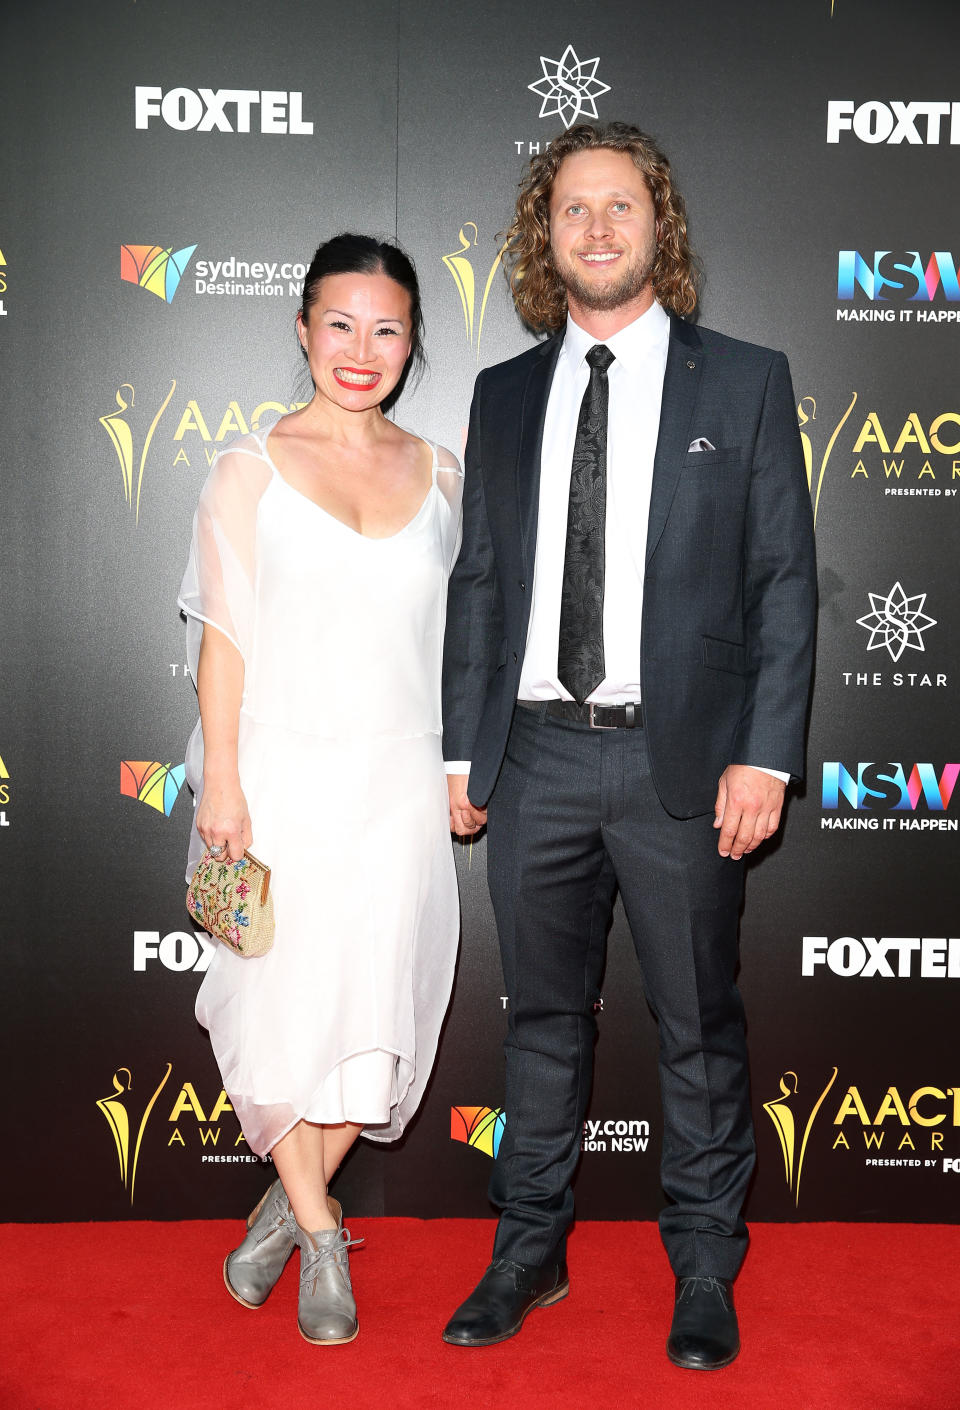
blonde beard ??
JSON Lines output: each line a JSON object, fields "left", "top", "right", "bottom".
{"left": 557, "top": 247, "right": 655, "bottom": 313}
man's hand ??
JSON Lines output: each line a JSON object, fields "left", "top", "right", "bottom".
{"left": 713, "top": 765, "right": 786, "bottom": 860}
{"left": 448, "top": 774, "right": 488, "bottom": 836}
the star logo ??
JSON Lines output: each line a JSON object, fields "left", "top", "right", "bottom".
{"left": 527, "top": 45, "right": 610, "bottom": 130}
{"left": 856, "top": 583, "right": 937, "bottom": 662}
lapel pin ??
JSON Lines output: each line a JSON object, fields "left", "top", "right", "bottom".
{"left": 686, "top": 360, "right": 696, "bottom": 370}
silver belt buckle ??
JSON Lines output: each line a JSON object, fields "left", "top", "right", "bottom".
{"left": 588, "top": 703, "right": 616, "bottom": 730}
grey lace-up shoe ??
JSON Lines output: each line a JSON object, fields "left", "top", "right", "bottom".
{"left": 223, "top": 1178, "right": 296, "bottom": 1309}
{"left": 295, "top": 1197, "right": 361, "bottom": 1345}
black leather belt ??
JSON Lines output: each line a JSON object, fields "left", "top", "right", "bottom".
{"left": 517, "top": 698, "right": 644, "bottom": 729}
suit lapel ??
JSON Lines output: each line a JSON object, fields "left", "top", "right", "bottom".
{"left": 516, "top": 334, "right": 562, "bottom": 573}
{"left": 646, "top": 316, "right": 703, "bottom": 564}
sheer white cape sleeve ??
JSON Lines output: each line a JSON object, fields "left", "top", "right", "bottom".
{"left": 434, "top": 442, "right": 464, "bottom": 573}
{"left": 177, "top": 440, "right": 271, "bottom": 876}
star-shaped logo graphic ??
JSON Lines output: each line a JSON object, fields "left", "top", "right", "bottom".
{"left": 528, "top": 45, "right": 611, "bottom": 130}
{"left": 856, "top": 583, "right": 937, "bottom": 662}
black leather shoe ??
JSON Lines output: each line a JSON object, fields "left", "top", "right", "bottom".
{"left": 666, "top": 1275, "right": 740, "bottom": 1370}
{"left": 442, "top": 1258, "right": 569, "bottom": 1346}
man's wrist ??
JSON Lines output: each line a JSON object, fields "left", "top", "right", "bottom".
{"left": 736, "top": 764, "right": 790, "bottom": 784}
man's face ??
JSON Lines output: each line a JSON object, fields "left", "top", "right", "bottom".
{"left": 548, "top": 148, "right": 657, "bottom": 317}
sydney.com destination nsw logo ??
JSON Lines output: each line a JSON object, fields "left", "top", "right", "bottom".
{"left": 451, "top": 1105, "right": 648, "bottom": 1157}
{"left": 121, "top": 240, "right": 307, "bottom": 303}
{"left": 121, "top": 243, "right": 197, "bottom": 303}
{"left": 121, "top": 760, "right": 187, "bottom": 817}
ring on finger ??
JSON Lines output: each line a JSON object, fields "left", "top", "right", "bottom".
{"left": 209, "top": 843, "right": 225, "bottom": 858}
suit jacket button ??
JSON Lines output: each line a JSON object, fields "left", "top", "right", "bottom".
{"left": 513, "top": 652, "right": 518, "bottom": 662}
{"left": 518, "top": 580, "right": 526, "bottom": 590}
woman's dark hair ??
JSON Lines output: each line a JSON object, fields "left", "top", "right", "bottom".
{"left": 300, "top": 233, "right": 425, "bottom": 387}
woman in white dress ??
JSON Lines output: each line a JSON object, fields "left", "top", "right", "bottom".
{"left": 179, "top": 234, "right": 462, "bottom": 1345}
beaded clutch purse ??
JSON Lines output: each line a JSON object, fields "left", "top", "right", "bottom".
{"left": 186, "top": 849, "right": 275, "bottom": 958}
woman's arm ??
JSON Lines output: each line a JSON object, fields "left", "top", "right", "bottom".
{"left": 195, "top": 624, "right": 252, "bottom": 862}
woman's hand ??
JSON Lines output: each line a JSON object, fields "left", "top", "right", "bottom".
{"left": 196, "top": 777, "right": 252, "bottom": 863}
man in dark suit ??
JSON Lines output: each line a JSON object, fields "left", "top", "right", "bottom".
{"left": 440, "top": 121, "right": 816, "bottom": 1369}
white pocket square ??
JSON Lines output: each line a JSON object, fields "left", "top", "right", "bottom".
{"left": 688, "top": 437, "right": 716, "bottom": 453}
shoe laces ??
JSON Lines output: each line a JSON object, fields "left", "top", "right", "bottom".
{"left": 677, "top": 1276, "right": 731, "bottom": 1309}
{"left": 300, "top": 1227, "right": 364, "bottom": 1287}
{"left": 253, "top": 1199, "right": 296, "bottom": 1247}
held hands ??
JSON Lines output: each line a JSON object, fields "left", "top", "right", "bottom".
{"left": 196, "top": 777, "right": 253, "bottom": 863}
{"left": 714, "top": 765, "right": 785, "bottom": 860}
{"left": 447, "top": 774, "right": 488, "bottom": 837}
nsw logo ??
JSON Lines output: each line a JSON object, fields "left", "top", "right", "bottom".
{"left": 821, "top": 761, "right": 959, "bottom": 812}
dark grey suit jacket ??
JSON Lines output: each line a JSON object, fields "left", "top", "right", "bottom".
{"left": 441, "top": 313, "right": 817, "bottom": 817}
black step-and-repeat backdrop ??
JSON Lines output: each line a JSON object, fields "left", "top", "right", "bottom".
{"left": 3, "top": 0, "right": 957, "bottom": 1224}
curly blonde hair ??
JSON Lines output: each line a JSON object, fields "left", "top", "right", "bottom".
{"left": 502, "top": 122, "right": 700, "bottom": 332}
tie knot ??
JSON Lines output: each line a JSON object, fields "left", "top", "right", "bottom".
{"left": 586, "top": 344, "right": 615, "bottom": 373}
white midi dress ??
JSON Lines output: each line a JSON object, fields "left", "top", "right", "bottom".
{"left": 179, "top": 419, "right": 463, "bottom": 1156}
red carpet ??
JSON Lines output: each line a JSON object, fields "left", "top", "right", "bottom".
{"left": 3, "top": 1219, "right": 958, "bottom": 1410}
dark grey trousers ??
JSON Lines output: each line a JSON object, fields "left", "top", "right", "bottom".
{"left": 485, "top": 703, "right": 754, "bottom": 1279}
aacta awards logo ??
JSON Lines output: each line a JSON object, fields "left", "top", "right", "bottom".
{"left": 442, "top": 225, "right": 504, "bottom": 362}
{"left": 797, "top": 393, "right": 960, "bottom": 504}
{"left": 98, "top": 381, "right": 305, "bottom": 523}
{"left": 0, "top": 244, "right": 7, "bottom": 319}
{"left": 99, "top": 380, "right": 177, "bottom": 524}
{"left": 0, "top": 751, "right": 10, "bottom": 828}
{"left": 96, "top": 1064, "right": 173, "bottom": 1204}
{"left": 764, "top": 1068, "right": 838, "bottom": 1207}
{"left": 98, "top": 1064, "right": 262, "bottom": 1203}
{"left": 797, "top": 392, "right": 859, "bottom": 527}
{"left": 121, "top": 760, "right": 187, "bottom": 817}
{"left": 121, "top": 243, "right": 197, "bottom": 304}
{"left": 765, "top": 1067, "right": 960, "bottom": 1206}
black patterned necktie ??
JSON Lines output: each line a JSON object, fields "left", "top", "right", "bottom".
{"left": 557, "top": 343, "right": 615, "bottom": 705}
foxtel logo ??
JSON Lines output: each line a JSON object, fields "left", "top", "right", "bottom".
{"left": 134, "top": 931, "right": 215, "bottom": 972}
{"left": 802, "top": 935, "right": 960, "bottom": 980}
{"left": 827, "top": 100, "right": 960, "bottom": 145}
{"left": 135, "top": 87, "right": 313, "bottom": 134}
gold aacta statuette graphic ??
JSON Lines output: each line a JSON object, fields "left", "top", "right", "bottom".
{"left": 797, "top": 393, "right": 857, "bottom": 529}
{"left": 763, "top": 1067, "right": 838, "bottom": 1207}
{"left": 99, "top": 380, "right": 176, "bottom": 524}
{"left": 442, "top": 224, "right": 503, "bottom": 362}
{"left": 96, "top": 1063, "right": 172, "bottom": 1204}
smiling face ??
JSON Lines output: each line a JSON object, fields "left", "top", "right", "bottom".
{"left": 297, "top": 270, "right": 413, "bottom": 411}
{"left": 548, "top": 147, "right": 658, "bottom": 324}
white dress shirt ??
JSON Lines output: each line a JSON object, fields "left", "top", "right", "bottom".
{"left": 519, "top": 302, "right": 668, "bottom": 704}
{"left": 447, "top": 302, "right": 788, "bottom": 783}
